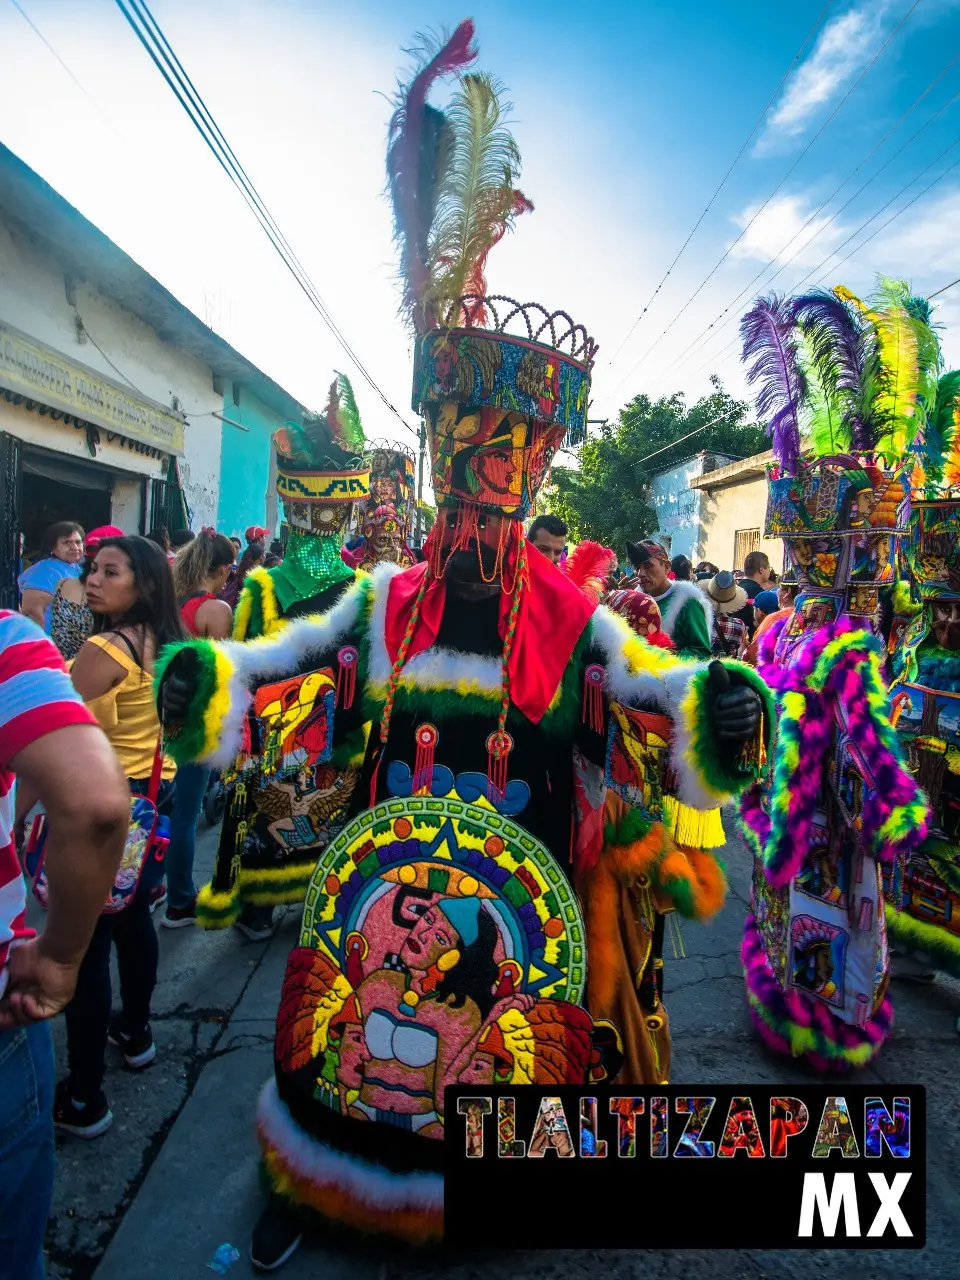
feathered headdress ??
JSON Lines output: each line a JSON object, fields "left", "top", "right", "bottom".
{"left": 386, "top": 21, "right": 533, "bottom": 334}
{"left": 281, "top": 371, "right": 366, "bottom": 470}
{"left": 741, "top": 275, "right": 942, "bottom": 473}
{"left": 562, "top": 540, "right": 617, "bottom": 604}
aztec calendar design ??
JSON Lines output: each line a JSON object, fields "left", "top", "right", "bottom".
{"left": 300, "top": 795, "right": 586, "bottom": 1004}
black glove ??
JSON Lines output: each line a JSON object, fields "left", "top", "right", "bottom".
{"left": 707, "top": 661, "right": 761, "bottom": 747}
{"left": 158, "top": 649, "right": 200, "bottom": 727}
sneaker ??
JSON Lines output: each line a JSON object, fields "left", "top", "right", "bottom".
{"left": 53, "top": 1080, "right": 113, "bottom": 1139}
{"left": 161, "top": 899, "right": 197, "bottom": 929}
{"left": 234, "top": 905, "right": 275, "bottom": 941}
{"left": 149, "top": 884, "right": 168, "bottom": 914}
{"left": 250, "top": 1204, "right": 303, "bottom": 1271}
{"left": 108, "top": 1017, "right": 157, "bottom": 1069}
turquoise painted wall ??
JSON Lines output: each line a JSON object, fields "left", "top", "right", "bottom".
{"left": 216, "top": 383, "right": 283, "bottom": 538}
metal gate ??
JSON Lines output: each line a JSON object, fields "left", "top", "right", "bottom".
{"left": 149, "top": 473, "right": 188, "bottom": 535}
{"left": 0, "top": 432, "right": 22, "bottom": 610}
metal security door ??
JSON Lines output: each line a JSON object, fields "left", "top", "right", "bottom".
{"left": 0, "top": 432, "right": 23, "bottom": 610}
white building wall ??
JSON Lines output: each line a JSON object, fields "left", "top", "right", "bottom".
{"left": 0, "top": 219, "right": 223, "bottom": 526}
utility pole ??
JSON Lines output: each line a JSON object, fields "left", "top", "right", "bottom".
{"left": 415, "top": 417, "right": 427, "bottom": 546}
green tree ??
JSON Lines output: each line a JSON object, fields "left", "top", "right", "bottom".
{"left": 547, "top": 376, "right": 766, "bottom": 549}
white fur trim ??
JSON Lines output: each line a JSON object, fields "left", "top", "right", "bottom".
{"left": 656, "top": 579, "right": 714, "bottom": 639}
{"left": 199, "top": 573, "right": 379, "bottom": 769}
{"left": 365, "top": 562, "right": 405, "bottom": 686}
{"left": 257, "top": 1077, "right": 444, "bottom": 1213}
{"left": 590, "top": 604, "right": 731, "bottom": 809}
{"left": 390, "top": 647, "right": 502, "bottom": 696}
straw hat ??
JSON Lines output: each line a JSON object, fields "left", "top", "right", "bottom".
{"left": 699, "top": 570, "right": 747, "bottom": 614}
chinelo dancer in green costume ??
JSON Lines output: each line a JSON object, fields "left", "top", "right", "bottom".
{"left": 197, "top": 374, "right": 371, "bottom": 938}
{"left": 156, "top": 21, "right": 772, "bottom": 1270}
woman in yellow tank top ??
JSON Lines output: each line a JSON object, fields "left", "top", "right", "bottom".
{"left": 54, "top": 535, "right": 185, "bottom": 1140}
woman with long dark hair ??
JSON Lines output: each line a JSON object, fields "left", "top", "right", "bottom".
{"left": 54, "top": 536, "right": 184, "bottom": 1138}
{"left": 161, "top": 530, "right": 235, "bottom": 928}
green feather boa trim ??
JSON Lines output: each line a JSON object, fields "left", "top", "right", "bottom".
{"left": 603, "top": 807, "right": 655, "bottom": 847}
{"left": 885, "top": 901, "right": 960, "bottom": 975}
{"left": 153, "top": 638, "right": 219, "bottom": 765}
{"left": 683, "top": 661, "right": 776, "bottom": 797}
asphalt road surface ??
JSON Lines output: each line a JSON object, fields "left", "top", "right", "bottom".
{"left": 37, "top": 813, "right": 959, "bottom": 1279}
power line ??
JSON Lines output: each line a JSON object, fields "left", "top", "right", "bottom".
{"left": 641, "top": 57, "right": 960, "bottom": 397}
{"left": 652, "top": 147, "right": 960, "bottom": 399}
{"left": 604, "top": 0, "right": 835, "bottom": 367}
{"left": 608, "top": 0, "right": 924, "bottom": 399}
{"left": 113, "top": 0, "right": 418, "bottom": 440}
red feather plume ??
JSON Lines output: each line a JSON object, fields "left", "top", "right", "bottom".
{"left": 562, "top": 540, "right": 617, "bottom": 604}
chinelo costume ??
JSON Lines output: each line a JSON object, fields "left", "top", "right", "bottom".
{"left": 342, "top": 442, "right": 418, "bottom": 571}
{"left": 885, "top": 354, "right": 960, "bottom": 978}
{"left": 626, "top": 539, "right": 714, "bottom": 659}
{"left": 156, "top": 20, "right": 772, "bottom": 1264}
{"left": 737, "top": 279, "right": 932, "bottom": 1071}
{"left": 194, "top": 376, "right": 371, "bottom": 931}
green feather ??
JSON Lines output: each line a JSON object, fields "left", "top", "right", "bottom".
{"left": 797, "top": 328, "right": 850, "bottom": 456}
{"left": 333, "top": 372, "right": 366, "bottom": 452}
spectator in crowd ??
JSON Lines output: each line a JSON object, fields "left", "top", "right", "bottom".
{"left": 742, "top": 581, "right": 800, "bottom": 665}
{"left": 740, "top": 589, "right": 782, "bottom": 665}
{"left": 51, "top": 525, "right": 123, "bottom": 662}
{"left": 163, "top": 531, "right": 235, "bottom": 929}
{"left": 169, "top": 529, "right": 195, "bottom": 550}
{"left": 0, "top": 609, "right": 129, "bottom": 1279}
{"left": 58, "top": 536, "right": 183, "bottom": 1138}
{"left": 19, "top": 521, "right": 85, "bottom": 634}
{"left": 146, "top": 526, "right": 173, "bottom": 559}
{"left": 670, "top": 554, "right": 693, "bottom": 581}
{"left": 229, "top": 536, "right": 242, "bottom": 559}
{"left": 695, "top": 560, "right": 719, "bottom": 581}
{"left": 626, "top": 539, "right": 713, "bottom": 659}
{"left": 527, "top": 513, "right": 567, "bottom": 565}
{"left": 699, "top": 570, "right": 748, "bottom": 658}
{"left": 735, "top": 549, "right": 774, "bottom": 636}
{"left": 221, "top": 538, "right": 265, "bottom": 609}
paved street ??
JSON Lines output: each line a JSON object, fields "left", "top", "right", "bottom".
{"left": 39, "top": 813, "right": 959, "bottom": 1280}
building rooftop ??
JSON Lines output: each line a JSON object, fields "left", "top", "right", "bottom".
{"left": 0, "top": 143, "right": 306, "bottom": 422}
{"left": 688, "top": 450, "right": 773, "bottom": 490}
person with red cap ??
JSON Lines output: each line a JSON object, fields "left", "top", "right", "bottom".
{"left": 51, "top": 526, "right": 125, "bottom": 662}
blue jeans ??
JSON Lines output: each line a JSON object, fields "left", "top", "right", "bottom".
{"left": 164, "top": 763, "right": 209, "bottom": 910}
{"left": 0, "top": 1022, "right": 55, "bottom": 1280}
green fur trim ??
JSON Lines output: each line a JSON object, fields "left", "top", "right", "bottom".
{"left": 926, "top": 841, "right": 960, "bottom": 896}
{"left": 153, "top": 638, "right": 219, "bottom": 765}
{"left": 196, "top": 862, "right": 316, "bottom": 928}
{"left": 658, "top": 868, "right": 695, "bottom": 917}
{"left": 196, "top": 883, "right": 241, "bottom": 929}
{"left": 331, "top": 725, "right": 370, "bottom": 770}
{"left": 603, "top": 807, "right": 654, "bottom": 846}
{"left": 885, "top": 902, "right": 960, "bottom": 974}
{"left": 246, "top": 576, "right": 266, "bottom": 640}
{"left": 685, "top": 661, "right": 776, "bottom": 795}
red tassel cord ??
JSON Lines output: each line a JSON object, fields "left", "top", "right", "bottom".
{"left": 413, "top": 723, "right": 438, "bottom": 795}
{"left": 486, "top": 730, "right": 513, "bottom": 806}
{"left": 336, "top": 646, "right": 358, "bottom": 710}
{"left": 582, "top": 663, "right": 605, "bottom": 735}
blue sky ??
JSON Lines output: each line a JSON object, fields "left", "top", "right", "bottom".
{"left": 1, "top": 0, "right": 959, "bottom": 446}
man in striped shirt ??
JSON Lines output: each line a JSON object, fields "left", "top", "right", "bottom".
{"left": 0, "top": 610, "right": 129, "bottom": 1280}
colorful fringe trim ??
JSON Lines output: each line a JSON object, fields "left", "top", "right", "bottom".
{"left": 196, "top": 861, "right": 316, "bottom": 929}
{"left": 740, "top": 616, "right": 929, "bottom": 887}
{"left": 602, "top": 811, "right": 727, "bottom": 921}
{"left": 662, "top": 796, "right": 725, "bottom": 849}
{"left": 257, "top": 1078, "right": 443, "bottom": 1245}
{"left": 885, "top": 901, "right": 960, "bottom": 976}
{"left": 742, "top": 914, "right": 892, "bottom": 1071}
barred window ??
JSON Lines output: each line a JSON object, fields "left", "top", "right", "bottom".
{"left": 734, "top": 528, "right": 761, "bottom": 571}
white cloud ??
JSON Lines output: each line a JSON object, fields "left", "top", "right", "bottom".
{"left": 755, "top": 4, "right": 890, "bottom": 151}
{"left": 730, "top": 193, "right": 848, "bottom": 270}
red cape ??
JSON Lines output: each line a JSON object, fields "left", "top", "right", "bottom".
{"left": 383, "top": 550, "right": 596, "bottom": 724}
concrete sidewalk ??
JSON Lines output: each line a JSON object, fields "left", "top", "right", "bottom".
{"left": 44, "top": 822, "right": 960, "bottom": 1279}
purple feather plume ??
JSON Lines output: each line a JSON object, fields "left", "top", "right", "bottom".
{"left": 740, "top": 294, "right": 807, "bottom": 474}
{"left": 792, "top": 290, "right": 870, "bottom": 451}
